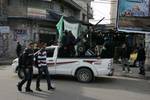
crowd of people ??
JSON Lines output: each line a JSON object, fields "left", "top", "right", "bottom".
{"left": 120, "top": 43, "right": 146, "bottom": 75}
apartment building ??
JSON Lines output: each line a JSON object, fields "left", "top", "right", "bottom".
{"left": 72, "top": 0, "right": 93, "bottom": 22}
{"left": 0, "top": 0, "right": 93, "bottom": 57}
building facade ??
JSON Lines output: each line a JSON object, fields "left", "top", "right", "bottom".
{"left": 0, "top": 0, "right": 93, "bottom": 57}
{"left": 110, "top": 0, "right": 118, "bottom": 26}
{"left": 72, "top": 0, "right": 93, "bottom": 22}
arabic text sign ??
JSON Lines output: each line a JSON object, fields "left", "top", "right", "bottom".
{"left": 117, "top": 0, "right": 150, "bottom": 33}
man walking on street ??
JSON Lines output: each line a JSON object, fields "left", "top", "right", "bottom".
{"left": 121, "top": 43, "right": 131, "bottom": 73}
{"left": 17, "top": 43, "right": 34, "bottom": 92}
{"left": 36, "top": 42, "right": 55, "bottom": 91}
{"left": 16, "top": 42, "right": 22, "bottom": 57}
{"left": 137, "top": 44, "right": 146, "bottom": 75}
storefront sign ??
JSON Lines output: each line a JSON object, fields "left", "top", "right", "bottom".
{"left": 42, "top": 0, "right": 52, "bottom": 1}
{"left": 39, "top": 27, "right": 56, "bottom": 34}
{"left": 117, "top": 0, "right": 150, "bottom": 33}
{"left": 0, "top": 26, "right": 10, "bottom": 33}
{"left": 14, "top": 29, "right": 27, "bottom": 34}
{"left": 28, "top": 8, "right": 47, "bottom": 18}
{"left": 14, "top": 29, "right": 28, "bottom": 43}
{"left": 64, "top": 20, "right": 79, "bottom": 38}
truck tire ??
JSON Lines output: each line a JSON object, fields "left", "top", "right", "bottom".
{"left": 76, "top": 68, "right": 93, "bottom": 83}
{"left": 18, "top": 68, "right": 24, "bottom": 79}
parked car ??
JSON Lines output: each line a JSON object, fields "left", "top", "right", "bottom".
{"left": 12, "top": 45, "right": 114, "bottom": 83}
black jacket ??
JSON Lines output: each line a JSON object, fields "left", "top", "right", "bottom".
{"left": 19, "top": 48, "right": 34, "bottom": 68}
{"left": 137, "top": 48, "right": 146, "bottom": 61}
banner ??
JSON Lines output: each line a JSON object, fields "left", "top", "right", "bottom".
{"left": 64, "top": 20, "right": 79, "bottom": 38}
{"left": 56, "top": 16, "right": 64, "bottom": 41}
{"left": 117, "top": 0, "right": 150, "bottom": 33}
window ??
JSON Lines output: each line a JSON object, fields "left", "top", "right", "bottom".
{"left": 57, "top": 46, "right": 97, "bottom": 58}
{"left": 82, "top": 13, "right": 86, "bottom": 21}
{"left": 7, "top": 0, "right": 10, "bottom": 5}
{"left": 46, "top": 48, "right": 55, "bottom": 57}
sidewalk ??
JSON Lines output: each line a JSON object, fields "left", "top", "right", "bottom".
{"left": 114, "top": 64, "right": 150, "bottom": 80}
{"left": 0, "top": 57, "right": 14, "bottom": 65}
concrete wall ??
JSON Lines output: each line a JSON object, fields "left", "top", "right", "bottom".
{"left": 8, "top": 19, "right": 31, "bottom": 57}
{"left": 7, "top": 0, "right": 27, "bottom": 17}
{"left": 145, "top": 34, "right": 150, "bottom": 58}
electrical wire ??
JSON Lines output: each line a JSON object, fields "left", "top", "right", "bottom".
{"left": 74, "top": 0, "right": 118, "bottom": 4}
{"left": 93, "top": 17, "right": 111, "bottom": 21}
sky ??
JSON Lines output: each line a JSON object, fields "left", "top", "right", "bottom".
{"left": 89, "top": 0, "right": 111, "bottom": 24}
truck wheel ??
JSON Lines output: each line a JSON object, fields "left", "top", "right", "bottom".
{"left": 76, "top": 68, "right": 93, "bottom": 83}
{"left": 18, "top": 68, "right": 24, "bottom": 79}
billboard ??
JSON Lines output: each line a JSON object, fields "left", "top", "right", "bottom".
{"left": 28, "top": 8, "right": 48, "bottom": 19}
{"left": 117, "top": 0, "right": 150, "bottom": 33}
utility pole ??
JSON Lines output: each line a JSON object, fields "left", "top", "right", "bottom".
{"left": 87, "top": 3, "right": 89, "bottom": 24}
{"left": 0, "top": 0, "right": 3, "bottom": 25}
{"left": 0, "top": 0, "right": 7, "bottom": 25}
{"left": 149, "top": 0, "right": 150, "bottom": 16}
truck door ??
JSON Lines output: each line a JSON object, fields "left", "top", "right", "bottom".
{"left": 46, "top": 47, "right": 57, "bottom": 75}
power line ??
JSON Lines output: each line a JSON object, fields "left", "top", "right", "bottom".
{"left": 92, "top": 1, "right": 117, "bottom": 4}
{"left": 73, "top": 0, "right": 117, "bottom": 5}
{"left": 74, "top": 0, "right": 117, "bottom": 3}
{"left": 91, "top": 18, "right": 116, "bottom": 21}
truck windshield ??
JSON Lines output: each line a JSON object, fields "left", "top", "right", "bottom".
{"left": 57, "top": 47, "right": 96, "bottom": 58}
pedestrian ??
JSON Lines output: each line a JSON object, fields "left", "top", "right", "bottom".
{"left": 137, "top": 44, "right": 146, "bottom": 75}
{"left": 33, "top": 42, "right": 40, "bottom": 53}
{"left": 121, "top": 43, "right": 131, "bottom": 73}
{"left": 36, "top": 42, "right": 55, "bottom": 91}
{"left": 17, "top": 43, "right": 34, "bottom": 92}
{"left": 129, "top": 49, "right": 138, "bottom": 67}
{"left": 16, "top": 41, "right": 22, "bottom": 57}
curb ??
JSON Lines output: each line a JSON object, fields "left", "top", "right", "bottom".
{"left": 0, "top": 58, "right": 13, "bottom": 65}
{"left": 114, "top": 73, "right": 150, "bottom": 80}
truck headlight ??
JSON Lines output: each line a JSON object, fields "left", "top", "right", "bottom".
{"left": 12, "top": 60, "right": 17, "bottom": 64}
{"left": 108, "top": 62, "right": 113, "bottom": 69}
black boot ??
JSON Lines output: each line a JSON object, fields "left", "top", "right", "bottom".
{"left": 48, "top": 87, "right": 55, "bottom": 90}
{"left": 36, "top": 88, "right": 42, "bottom": 91}
{"left": 26, "top": 89, "right": 33, "bottom": 93}
{"left": 17, "top": 83, "right": 22, "bottom": 92}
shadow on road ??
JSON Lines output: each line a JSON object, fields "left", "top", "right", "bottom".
{"left": 19, "top": 88, "right": 98, "bottom": 100}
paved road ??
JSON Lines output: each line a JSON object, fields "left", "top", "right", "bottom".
{"left": 0, "top": 65, "right": 150, "bottom": 100}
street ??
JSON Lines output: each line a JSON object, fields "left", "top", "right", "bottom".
{"left": 0, "top": 65, "right": 150, "bottom": 100}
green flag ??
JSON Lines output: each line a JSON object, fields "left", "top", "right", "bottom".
{"left": 56, "top": 16, "right": 64, "bottom": 42}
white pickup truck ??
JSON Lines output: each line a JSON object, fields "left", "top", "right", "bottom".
{"left": 12, "top": 45, "right": 114, "bottom": 82}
